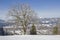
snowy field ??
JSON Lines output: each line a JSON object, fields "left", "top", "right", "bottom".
{"left": 0, "top": 35, "right": 60, "bottom": 40}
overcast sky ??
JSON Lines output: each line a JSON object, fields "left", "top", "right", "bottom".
{"left": 0, "top": 0, "right": 60, "bottom": 19}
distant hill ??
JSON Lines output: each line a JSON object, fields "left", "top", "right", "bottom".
{"left": 39, "top": 18, "right": 59, "bottom": 24}
{"left": 0, "top": 18, "right": 60, "bottom": 28}
{"left": 0, "top": 19, "right": 13, "bottom": 27}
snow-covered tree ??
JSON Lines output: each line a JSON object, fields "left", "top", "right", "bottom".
{"left": 7, "top": 4, "right": 37, "bottom": 35}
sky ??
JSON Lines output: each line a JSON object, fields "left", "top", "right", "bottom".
{"left": 0, "top": 0, "right": 60, "bottom": 20}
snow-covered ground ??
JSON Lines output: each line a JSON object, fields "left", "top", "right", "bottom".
{"left": 0, "top": 35, "right": 60, "bottom": 40}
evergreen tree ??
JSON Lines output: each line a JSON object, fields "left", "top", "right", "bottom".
{"left": 30, "top": 24, "right": 37, "bottom": 35}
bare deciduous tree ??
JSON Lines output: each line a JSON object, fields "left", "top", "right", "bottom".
{"left": 7, "top": 4, "right": 37, "bottom": 35}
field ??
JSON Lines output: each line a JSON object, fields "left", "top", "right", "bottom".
{"left": 0, "top": 35, "right": 60, "bottom": 40}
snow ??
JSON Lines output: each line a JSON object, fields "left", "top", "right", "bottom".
{"left": 0, "top": 35, "right": 60, "bottom": 40}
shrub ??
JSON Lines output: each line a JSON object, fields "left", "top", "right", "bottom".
{"left": 53, "top": 26, "right": 58, "bottom": 35}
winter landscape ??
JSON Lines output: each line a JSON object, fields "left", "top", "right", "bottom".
{"left": 0, "top": 0, "right": 60, "bottom": 40}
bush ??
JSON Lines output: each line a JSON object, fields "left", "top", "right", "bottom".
{"left": 53, "top": 26, "right": 58, "bottom": 35}
{"left": 30, "top": 24, "right": 37, "bottom": 35}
